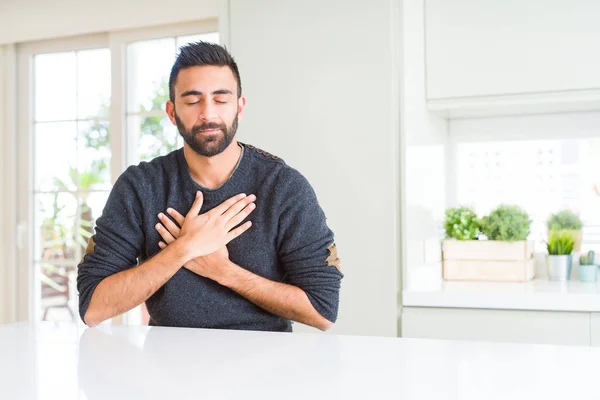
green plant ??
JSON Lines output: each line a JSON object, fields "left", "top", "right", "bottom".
{"left": 580, "top": 250, "right": 596, "bottom": 265}
{"left": 479, "top": 204, "right": 532, "bottom": 242}
{"left": 546, "top": 230, "right": 575, "bottom": 255}
{"left": 547, "top": 209, "right": 583, "bottom": 231}
{"left": 444, "top": 206, "right": 480, "bottom": 240}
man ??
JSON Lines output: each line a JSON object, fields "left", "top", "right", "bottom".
{"left": 77, "top": 42, "right": 343, "bottom": 332}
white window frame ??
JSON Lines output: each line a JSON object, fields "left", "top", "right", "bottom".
{"left": 0, "top": 44, "right": 18, "bottom": 324}
{"left": 15, "top": 19, "right": 218, "bottom": 323}
{"left": 17, "top": 33, "right": 110, "bottom": 322}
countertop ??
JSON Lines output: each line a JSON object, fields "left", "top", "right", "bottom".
{"left": 404, "top": 264, "right": 600, "bottom": 312}
{"left": 2, "top": 322, "right": 600, "bottom": 399}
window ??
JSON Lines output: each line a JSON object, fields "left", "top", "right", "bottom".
{"left": 455, "top": 138, "right": 600, "bottom": 252}
{"left": 126, "top": 32, "right": 219, "bottom": 166}
{"left": 31, "top": 47, "right": 111, "bottom": 322}
{"left": 18, "top": 23, "right": 219, "bottom": 323}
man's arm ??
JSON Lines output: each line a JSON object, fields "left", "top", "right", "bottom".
{"left": 217, "top": 260, "right": 333, "bottom": 330}
{"left": 83, "top": 240, "right": 189, "bottom": 326}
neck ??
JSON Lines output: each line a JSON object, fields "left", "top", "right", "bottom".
{"left": 183, "top": 140, "right": 242, "bottom": 189}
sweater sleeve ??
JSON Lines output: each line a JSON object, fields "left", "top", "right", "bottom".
{"left": 276, "top": 167, "right": 344, "bottom": 323}
{"left": 76, "top": 167, "right": 146, "bottom": 323}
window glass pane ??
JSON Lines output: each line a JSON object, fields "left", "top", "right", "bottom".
{"left": 128, "top": 115, "right": 180, "bottom": 164}
{"left": 35, "top": 192, "right": 77, "bottom": 262}
{"left": 79, "top": 191, "right": 109, "bottom": 252}
{"left": 77, "top": 49, "right": 111, "bottom": 119}
{"left": 78, "top": 120, "right": 111, "bottom": 190}
{"left": 38, "top": 262, "right": 77, "bottom": 322}
{"left": 456, "top": 139, "right": 600, "bottom": 252}
{"left": 34, "top": 122, "right": 78, "bottom": 192}
{"left": 33, "top": 47, "right": 110, "bottom": 324}
{"left": 127, "top": 38, "right": 175, "bottom": 113}
{"left": 35, "top": 52, "right": 77, "bottom": 122}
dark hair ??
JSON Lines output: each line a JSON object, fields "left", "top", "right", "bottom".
{"left": 168, "top": 41, "right": 242, "bottom": 102}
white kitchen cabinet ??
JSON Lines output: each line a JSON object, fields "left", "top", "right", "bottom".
{"left": 425, "top": 0, "right": 600, "bottom": 116}
{"left": 402, "top": 307, "right": 590, "bottom": 346}
{"left": 591, "top": 313, "right": 600, "bottom": 347}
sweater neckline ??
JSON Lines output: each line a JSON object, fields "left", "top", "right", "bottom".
{"left": 177, "top": 142, "right": 251, "bottom": 201}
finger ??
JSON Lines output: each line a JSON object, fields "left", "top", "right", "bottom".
{"left": 222, "top": 194, "right": 256, "bottom": 222}
{"left": 225, "top": 202, "right": 256, "bottom": 231}
{"left": 158, "top": 241, "right": 166, "bottom": 249}
{"left": 225, "top": 221, "right": 252, "bottom": 243}
{"left": 158, "top": 212, "right": 181, "bottom": 239}
{"left": 167, "top": 207, "right": 185, "bottom": 226}
{"left": 209, "top": 193, "right": 247, "bottom": 216}
{"left": 155, "top": 222, "right": 176, "bottom": 244}
{"left": 186, "top": 191, "right": 204, "bottom": 218}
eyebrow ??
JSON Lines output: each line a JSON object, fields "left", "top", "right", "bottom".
{"left": 180, "top": 89, "right": 233, "bottom": 97}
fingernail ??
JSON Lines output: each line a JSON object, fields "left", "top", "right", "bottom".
{"left": 250, "top": 194, "right": 256, "bottom": 200}
{"left": 196, "top": 191, "right": 202, "bottom": 198}
{"left": 250, "top": 203, "right": 256, "bottom": 209}
{"left": 158, "top": 213, "right": 164, "bottom": 219}
{"left": 155, "top": 223, "right": 161, "bottom": 230}
{"left": 167, "top": 208, "right": 173, "bottom": 214}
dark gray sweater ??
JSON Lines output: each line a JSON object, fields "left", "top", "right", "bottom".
{"left": 77, "top": 143, "right": 343, "bottom": 331}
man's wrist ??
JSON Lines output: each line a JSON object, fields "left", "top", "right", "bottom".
{"left": 215, "top": 260, "right": 240, "bottom": 287}
{"left": 166, "top": 237, "right": 193, "bottom": 265}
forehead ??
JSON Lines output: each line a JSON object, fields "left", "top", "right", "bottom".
{"left": 174, "top": 65, "right": 237, "bottom": 95}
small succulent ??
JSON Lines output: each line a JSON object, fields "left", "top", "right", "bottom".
{"left": 444, "top": 206, "right": 480, "bottom": 240}
{"left": 580, "top": 250, "right": 596, "bottom": 265}
{"left": 546, "top": 231, "right": 575, "bottom": 256}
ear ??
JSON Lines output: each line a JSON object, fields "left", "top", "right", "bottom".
{"left": 166, "top": 100, "right": 177, "bottom": 125}
{"left": 237, "top": 96, "right": 246, "bottom": 118}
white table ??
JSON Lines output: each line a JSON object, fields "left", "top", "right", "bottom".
{"left": 2, "top": 322, "right": 600, "bottom": 399}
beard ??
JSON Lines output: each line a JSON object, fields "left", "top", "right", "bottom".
{"left": 175, "top": 111, "right": 239, "bottom": 157}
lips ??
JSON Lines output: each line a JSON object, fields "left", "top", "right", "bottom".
{"left": 198, "top": 128, "right": 222, "bottom": 134}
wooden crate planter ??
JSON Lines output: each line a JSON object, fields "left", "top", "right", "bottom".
{"left": 442, "top": 240, "right": 535, "bottom": 282}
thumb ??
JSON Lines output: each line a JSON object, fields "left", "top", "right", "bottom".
{"left": 187, "top": 191, "right": 204, "bottom": 217}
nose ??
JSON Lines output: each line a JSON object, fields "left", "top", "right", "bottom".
{"left": 198, "top": 100, "right": 217, "bottom": 122}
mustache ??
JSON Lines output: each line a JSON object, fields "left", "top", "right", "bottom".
{"left": 192, "top": 122, "right": 227, "bottom": 134}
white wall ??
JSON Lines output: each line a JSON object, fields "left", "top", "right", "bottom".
{"left": 0, "top": 0, "right": 218, "bottom": 44}
{"left": 227, "top": 0, "right": 402, "bottom": 337}
{"left": 426, "top": 0, "right": 600, "bottom": 99}
{"left": 402, "top": 0, "right": 447, "bottom": 274}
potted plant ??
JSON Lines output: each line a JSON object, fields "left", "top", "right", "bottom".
{"left": 547, "top": 210, "right": 583, "bottom": 252}
{"left": 579, "top": 250, "right": 597, "bottom": 283}
{"left": 479, "top": 204, "right": 532, "bottom": 242}
{"left": 442, "top": 204, "right": 535, "bottom": 282}
{"left": 443, "top": 206, "right": 480, "bottom": 241}
{"left": 546, "top": 230, "right": 575, "bottom": 281}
